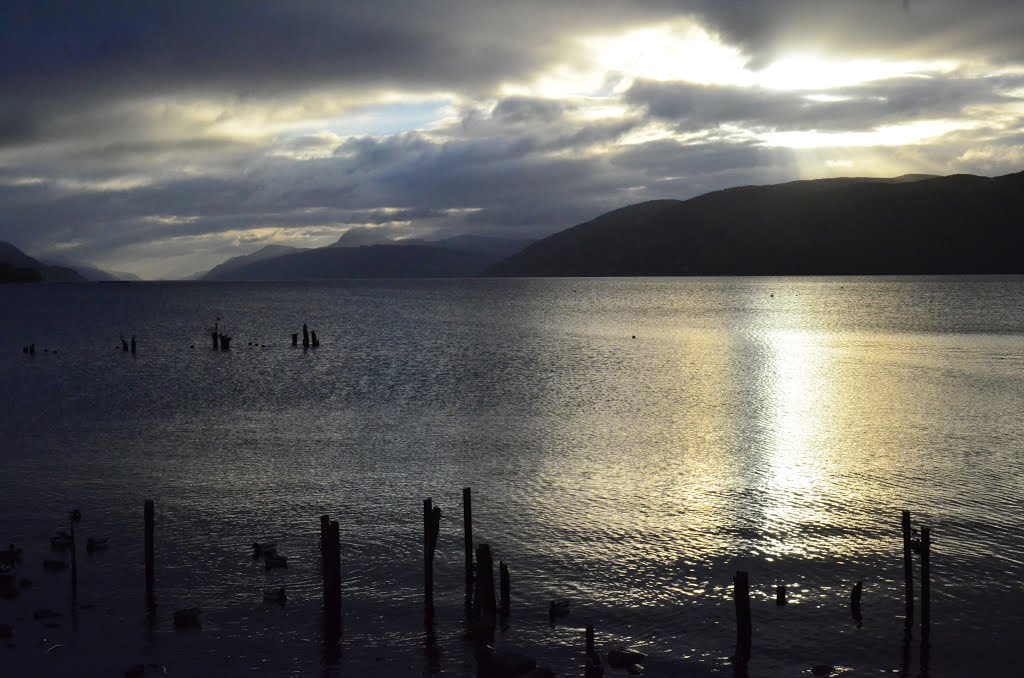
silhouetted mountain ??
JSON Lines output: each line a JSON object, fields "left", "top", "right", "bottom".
{"left": 0, "top": 262, "right": 42, "bottom": 283}
{"left": 435, "top": 234, "right": 535, "bottom": 259}
{"left": 203, "top": 234, "right": 533, "bottom": 280}
{"left": 0, "top": 241, "right": 88, "bottom": 282}
{"left": 485, "top": 172, "right": 1024, "bottom": 276}
{"left": 206, "top": 244, "right": 488, "bottom": 280}
{"left": 44, "top": 259, "right": 140, "bottom": 281}
{"left": 202, "top": 244, "right": 308, "bottom": 280}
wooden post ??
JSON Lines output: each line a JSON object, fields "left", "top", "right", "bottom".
{"left": 920, "top": 527, "right": 931, "bottom": 637}
{"left": 424, "top": 499, "right": 434, "bottom": 611}
{"left": 321, "top": 519, "right": 341, "bottom": 622}
{"left": 473, "top": 543, "right": 496, "bottom": 627}
{"left": 902, "top": 510, "right": 914, "bottom": 629}
{"left": 463, "top": 487, "right": 473, "bottom": 587}
{"left": 851, "top": 581, "right": 863, "bottom": 626}
{"left": 733, "top": 571, "right": 751, "bottom": 660}
{"left": 144, "top": 500, "right": 155, "bottom": 600}
{"left": 776, "top": 585, "right": 786, "bottom": 606}
{"left": 499, "top": 561, "right": 510, "bottom": 614}
{"left": 586, "top": 624, "right": 595, "bottom": 655}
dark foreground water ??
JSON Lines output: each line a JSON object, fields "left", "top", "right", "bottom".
{"left": 1, "top": 277, "right": 1022, "bottom": 677}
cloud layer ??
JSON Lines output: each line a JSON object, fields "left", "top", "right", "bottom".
{"left": 2, "top": 1, "right": 1023, "bottom": 277}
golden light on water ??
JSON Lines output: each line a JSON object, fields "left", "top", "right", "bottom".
{"left": 760, "top": 328, "right": 834, "bottom": 556}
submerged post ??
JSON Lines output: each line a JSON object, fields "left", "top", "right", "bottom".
{"left": 144, "top": 500, "right": 155, "bottom": 600}
{"left": 921, "top": 527, "right": 931, "bottom": 637}
{"left": 499, "top": 561, "right": 510, "bottom": 614}
{"left": 463, "top": 487, "right": 473, "bottom": 587}
{"left": 733, "top": 571, "right": 752, "bottom": 661}
{"left": 902, "top": 510, "right": 914, "bottom": 629}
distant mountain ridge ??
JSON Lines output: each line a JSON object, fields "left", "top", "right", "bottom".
{"left": 0, "top": 241, "right": 88, "bottom": 283}
{"left": 201, "top": 244, "right": 309, "bottom": 280}
{"left": 485, "top": 172, "right": 1024, "bottom": 276}
{"left": 201, "top": 234, "right": 534, "bottom": 280}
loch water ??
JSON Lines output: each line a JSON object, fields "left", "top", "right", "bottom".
{"left": 1, "top": 277, "right": 1022, "bottom": 677}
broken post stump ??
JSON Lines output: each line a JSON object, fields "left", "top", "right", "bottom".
{"left": 499, "top": 561, "right": 510, "bottom": 614}
{"left": 463, "top": 487, "right": 473, "bottom": 587}
{"left": 776, "top": 585, "right": 786, "bottom": 606}
{"left": 733, "top": 571, "right": 752, "bottom": 661}
{"left": 144, "top": 500, "right": 155, "bottom": 601}
{"left": 902, "top": 510, "right": 914, "bottom": 629}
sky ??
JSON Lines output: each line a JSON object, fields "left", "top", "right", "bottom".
{"left": 2, "top": 1, "right": 1024, "bottom": 278}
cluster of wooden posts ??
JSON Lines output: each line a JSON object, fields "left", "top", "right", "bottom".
{"left": 131, "top": 500, "right": 934, "bottom": 670}
{"left": 291, "top": 323, "right": 319, "bottom": 348}
{"left": 731, "top": 509, "right": 933, "bottom": 668}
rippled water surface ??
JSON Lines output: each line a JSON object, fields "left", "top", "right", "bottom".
{"left": 1, "top": 277, "right": 1022, "bottom": 677}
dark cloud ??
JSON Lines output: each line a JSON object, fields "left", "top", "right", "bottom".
{"left": 8, "top": 2, "right": 1023, "bottom": 110}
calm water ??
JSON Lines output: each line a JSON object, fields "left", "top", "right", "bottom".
{"left": 1, "top": 277, "right": 1022, "bottom": 677}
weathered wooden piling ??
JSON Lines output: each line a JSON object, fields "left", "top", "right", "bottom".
{"left": 423, "top": 499, "right": 442, "bottom": 611}
{"left": 920, "top": 526, "right": 931, "bottom": 636}
{"left": 902, "top": 510, "right": 914, "bottom": 629}
{"left": 851, "top": 581, "right": 863, "bottom": 626}
{"left": 462, "top": 487, "right": 473, "bottom": 587}
{"left": 776, "top": 585, "right": 786, "bottom": 606}
{"left": 144, "top": 500, "right": 155, "bottom": 599}
{"left": 302, "top": 324, "right": 310, "bottom": 348}
{"left": 733, "top": 571, "right": 752, "bottom": 660}
{"left": 586, "top": 624, "right": 595, "bottom": 655}
{"left": 473, "top": 543, "right": 496, "bottom": 628}
{"left": 499, "top": 561, "right": 510, "bottom": 614}
{"left": 321, "top": 518, "right": 341, "bottom": 624}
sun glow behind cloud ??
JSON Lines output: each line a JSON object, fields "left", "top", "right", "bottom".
{"left": 513, "top": 19, "right": 960, "bottom": 97}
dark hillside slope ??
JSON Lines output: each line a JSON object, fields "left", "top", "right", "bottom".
{"left": 486, "top": 173, "right": 1024, "bottom": 276}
